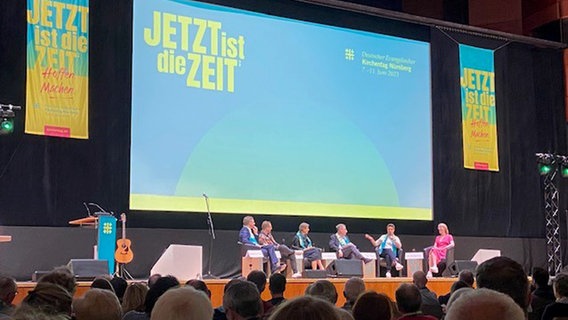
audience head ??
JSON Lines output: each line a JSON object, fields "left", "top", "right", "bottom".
{"left": 247, "top": 270, "right": 267, "bottom": 294}
{"left": 121, "top": 282, "right": 149, "bottom": 313}
{"left": 450, "top": 280, "right": 471, "bottom": 294}
{"left": 445, "top": 288, "right": 524, "bottom": 320}
{"left": 147, "top": 274, "right": 162, "bottom": 288}
{"left": 0, "top": 274, "right": 18, "bottom": 305}
{"left": 224, "top": 278, "right": 244, "bottom": 293}
{"left": 186, "top": 279, "right": 211, "bottom": 298}
{"left": 144, "top": 275, "right": 180, "bottom": 314}
{"left": 532, "top": 267, "right": 550, "bottom": 288}
{"left": 37, "top": 267, "right": 76, "bottom": 295}
{"left": 269, "top": 273, "right": 286, "bottom": 296}
{"left": 11, "top": 306, "right": 70, "bottom": 320}
{"left": 445, "top": 287, "right": 474, "bottom": 311}
{"left": 150, "top": 286, "right": 213, "bottom": 320}
{"left": 395, "top": 283, "right": 421, "bottom": 314}
{"left": 343, "top": 277, "right": 365, "bottom": 304}
{"left": 223, "top": 281, "right": 261, "bottom": 320}
{"left": 457, "top": 270, "right": 475, "bottom": 287}
{"left": 268, "top": 295, "right": 341, "bottom": 320}
{"left": 475, "top": 256, "right": 529, "bottom": 310}
{"left": 412, "top": 271, "right": 428, "bottom": 289}
{"left": 73, "top": 288, "right": 122, "bottom": 320}
{"left": 110, "top": 276, "right": 128, "bottom": 301}
{"left": 21, "top": 282, "right": 73, "bottom": 316}
{"left": 299, "top": 222, "right": 310, "bottom": 234}
{"left": 352, "top": 291, "right": 392, "bottom": 320}
{"left": 305, "top": 280, "right": 338, "bottom": 304}
{"left": 553, "top": 272, "right": 568, "bottom": 299}
{"left": 90, "top": 277, "right": 115, "bottom": 293}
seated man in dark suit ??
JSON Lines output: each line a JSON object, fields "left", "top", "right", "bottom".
{"left": 328, "top": 223, "right": 372, "bottom": 264}
{"left": 239, "top": 215, "right": 286, "bottom": 275}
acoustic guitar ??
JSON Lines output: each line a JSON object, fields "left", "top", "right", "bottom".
{"left": 115, "top": 213, "right": 134, "bottom": 264}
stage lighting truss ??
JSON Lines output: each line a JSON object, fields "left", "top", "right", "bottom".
{"left": 0, "top": 103, "right": 21, "bottom": 135}
{"left": 536, "top": 152, "right": 567, "bottom": 275}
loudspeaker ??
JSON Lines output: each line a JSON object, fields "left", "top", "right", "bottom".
{"left": 326, "top": 259, "right": 363, "bottom": 278}
{"left": 67, "top": 259, "right": 109, "bottom": 280}
{"left": 32, "top": 271, "right": 50, "bottom": 282}
{"left": 448, "top": 260, "right": 478, "bottom": 276}
{"left": 302, "top": 269, "right": 328, "bottom": 278}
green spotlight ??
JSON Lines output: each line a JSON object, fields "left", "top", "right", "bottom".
{"left": 0, "top": 118, "right": 13, "bottom": 134}
{"left": 539, "top": 163, "right": 553, "bottom": 176}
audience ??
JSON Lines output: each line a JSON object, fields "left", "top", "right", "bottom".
{"left": 150, "top": 286, "right": 213, "bottom": 320}
{"left": 214, "top": 278, "right": 244, "bottom": 320}
{"left": 110, "top": 276, "right": 128, "bottom": 302}
{"left": 11, "top": 306, "right": 70, "bottom": 320}
{"left": 223, "top": 281, "right": 262, "bottom": 320}
{"left": 73, "top": 288, "right": 122, "bottom": 320}
{"left": 305, "top": 280, "right": 353, "bottom": 320}
{"left": 444, "top": 287, "right": 473, "bottom": 312}
{"left": 268, "top": 273, "right": 287, "bottom": 307}
{"left": 529, "top": 267, "right": 555, "bottom": 320}
{"left": 395, "top": 283, "right": 437, "bottom": 320}
{"left": 122, "top": 282, "right": 149, "bottom": 314}
{"left": 37, "top": 267, "right": 77, "bottom": 295}
{"left": 444, "top": 288, "right": 524, "bottom": 320}
{"left": 342, "top": 277, "right": 365, "bottom": 312}
{"left": 147, "top": 274, "right": 161, "bottom": 289}
{"left": 412, "top": 271, "right": 442, "bottom": 319}
{"left": 0, "top": 275, "right": 17, "bottom": 318}
{"left": 475, "top": 256, "right": 529, "bottom": 312}
{"left": 351, "top": 291, "right": 392, "bottom": 320}
{"left": 123, "top": 275, "right": 180, "bottom": 320}
{"left": 542, "top": 272, "right": 568, "bottom": 320}
{"left": 186, "top": 279, "right": 211, "bottom": 299}
{"left": 268, "top": 295, "right": 341, "bottom": 320}
{"left": 90, "top": 277, "right": 115, "bottom": 293}
{"left": 437, "top": 269, "right": 474, "bottom": 306}
{"left": 246, "top": 270, "right": 273, "bottom": 316}
{"left": 18, "top": 282, "right": 73, "bottom": 317}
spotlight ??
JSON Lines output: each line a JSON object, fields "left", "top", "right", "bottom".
{"left": 536, "top": 153, "right": 555, "bottom": 176}
{"left": 558, "top": 156, "right": 568, "bottom": 178}
{"left": 0, "top": 118, "right": 13, "bottom": 135}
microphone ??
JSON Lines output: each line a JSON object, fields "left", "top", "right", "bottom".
{"left": 88, "top": 202, "right": 109, "bottom": 215}
{"left": 202, "top": 193, "right": 208, "bottom": 199}
{"left": 83, "top": 202, "right": 92, "bottom": 217}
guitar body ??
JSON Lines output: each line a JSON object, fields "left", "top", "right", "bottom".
{"left": 115, "top": 238, "right": 134, "bottom": 263}
{"left": 115, "top": 213, "right": 134, "bottom": 264}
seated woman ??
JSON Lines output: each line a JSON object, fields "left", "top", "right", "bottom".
{"left": 292, "top": 222, "right": 325, "bottom": 270}
{"left": 427, "top": 223, "right": 454, "bottom": 278}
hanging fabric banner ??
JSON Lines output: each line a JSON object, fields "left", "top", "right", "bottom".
{"left": 25, "top": 0, "right": 89, "bottom": 139}
{"left": 459, "top": 44, "right": 499, "bottom": 171}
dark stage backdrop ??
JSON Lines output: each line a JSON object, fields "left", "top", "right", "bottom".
{"left": 0, "top": 0, "right": 566, "bottom": 278}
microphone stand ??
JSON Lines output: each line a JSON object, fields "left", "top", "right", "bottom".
{"left": 202, "top": 194, "right": 219, "bottom": 279}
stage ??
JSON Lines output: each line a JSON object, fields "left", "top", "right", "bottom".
{"left": 13, "top": 277, "right": 458, "bottom": 307}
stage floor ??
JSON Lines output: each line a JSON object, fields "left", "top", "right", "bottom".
{"left": 14, "top": 277, "right": 458, "bottom": 307}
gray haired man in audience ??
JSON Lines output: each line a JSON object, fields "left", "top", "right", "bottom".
{"left": 0, "top": 275, "right": 17, "bottom": 318}
{"left": 223, "top": 281, "right": 262, "bottom": 320}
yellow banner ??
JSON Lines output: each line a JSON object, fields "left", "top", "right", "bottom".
{"left": 459, "top": 44, "right": 499, "bottom": 171}
{"left": 25, "top": 0, "right": 89, "bottom": 139}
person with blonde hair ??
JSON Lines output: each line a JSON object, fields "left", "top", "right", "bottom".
{"left": 151, "top": 286, "right": 213, "bottom": 320}
{"left": 73, "top": 288, "right": 122, "bottom": 320}
{"left": 122, "top": 282, "right": 149, "bottom": 314}
{"left": 426, "top": 223, "right": 454, "bottom": 278}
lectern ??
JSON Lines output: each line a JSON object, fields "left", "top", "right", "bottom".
{"left": 69, "top": 214, "right": 116, "bottom": 274}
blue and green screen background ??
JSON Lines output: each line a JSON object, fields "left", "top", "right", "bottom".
{"left": 130, "top": 0, "right": 433, "bottom": 220}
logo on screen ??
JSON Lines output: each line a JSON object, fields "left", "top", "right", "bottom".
{"left": 143, "top": 12, "right": 246, "bottom": 93}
